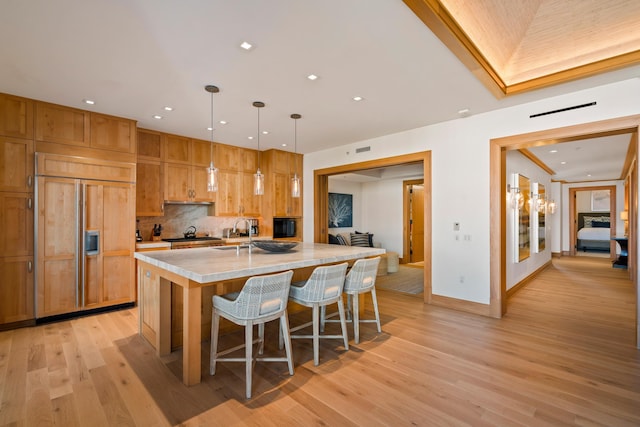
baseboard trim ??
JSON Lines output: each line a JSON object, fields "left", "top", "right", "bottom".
{"left": 507, "top": 260, "right": 552, "bottom": 298}
{"left": 552, "top": 252, "right": 562, "bottom": 258}
{"left": 430, "top": 294, "right": 492, "bottom": 316}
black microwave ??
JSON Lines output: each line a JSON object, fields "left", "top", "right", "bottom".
{"left": 273, "top": 218, "right": 296, "bottom": 238}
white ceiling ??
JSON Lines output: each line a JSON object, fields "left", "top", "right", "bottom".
{"left": 1, "top": 0, "right": 638, "bottom": 181}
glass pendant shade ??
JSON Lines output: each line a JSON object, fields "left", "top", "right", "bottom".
{"left": 291, "top": 173, "right": 300, "bottom": 198}
{"left": 207, "top": 162, "right": 218, "bottom": 192}
{"left": 254, "top": 169, "right": 264, "bottom": 195}
{"left": 290, "top": 113, "right": 302, "bottom": 198}
{"left": 253, "top": 101, "right": 265, "bottom": 195}
{"left": 205, "top": 84, "right": 219, "bottom": 193}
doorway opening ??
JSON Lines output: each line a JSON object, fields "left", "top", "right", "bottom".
{"left": 569, "top": 185, "right": 616, "bottom": 259}
{"left": 490, "top": 114, "right": 639, "bottom": 344}
{"left": 314, "top": 151, "right": 432, "bottom": 302}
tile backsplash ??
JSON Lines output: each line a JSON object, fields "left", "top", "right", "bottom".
{"left": 137, "top": 205, "right": 259, "bottom": 240}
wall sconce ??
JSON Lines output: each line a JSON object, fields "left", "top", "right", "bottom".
{"left": 547, "top": 200, "right": 557, "bottom": 214}
{"left": 507, "top": 184, "right": 522, "bottom": 210}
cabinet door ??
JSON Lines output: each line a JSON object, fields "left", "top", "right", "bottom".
{"left": 136, "top": 160, "right": 164, "bottom": 216}
{"left": 164, "top": 163, "right": 191, "bottom": 201}
{"left": 215, "top": 170, "right": 240, "bottom": 216}
{"left": 37, "top": 177, "right": 79, "bottom": 317}
{"left": 90, "top": 113, "right": 136, "bottom": 153}
{"left": 192, "top": 139, "right": 212, "bottom": 167}
{"left": 0, "top": 192, "right": 33, "bottom": 257}
{"left": 35, "top": 102, "right": 90, "bottom": 146}
{"left": 164, "top": 134, "right": 191, "bottom": 164}
{"left": 83, "top": 181, "right": 135, "bottom": 308}
{"left": 238, "top": 147, "right": 258, "bottom": 173}
{"left": 273, "top": 172, "right": 290, "bottom": 217}
{"left": 0, "top": 137, "right": 33, "bottom": 192}
{"left": 137, "top": 129, "right": 163, "bottom": 160}
{"left": 0, "top": 256, "right": 34, "bottom": 324}
{"left": 240, "top": 172, "right": 261, "bottom": 216}
{"left": 215, "top": 144, "right": 239, "bottom": 170}
{"left": 0, "top": 93, "right": 33, "bottom": 139}
{"left": 192, "top": 165, "right": 216, "bottom": 203}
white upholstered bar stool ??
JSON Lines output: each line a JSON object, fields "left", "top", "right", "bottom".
{"left": 210, "top": 270, "right": 294, "bottom": 399}
{"left": 285, "top": 263, "right": 350, "bottom": 366}
{"left": 343, "top": 257, "right": 382, "bottom": 344}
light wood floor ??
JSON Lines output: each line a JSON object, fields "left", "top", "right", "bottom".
{"left": 1, "top": 256, "right": 638, "bottom": 426}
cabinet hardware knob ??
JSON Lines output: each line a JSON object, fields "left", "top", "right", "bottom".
{"left": 28, "top": 175, "right": 33, "bottom": 188}
{"left": 28, "top": 198, "right": 32, "bottom": 209}
{"left": 28, "top": 261, "right": 33, "bottom": 272}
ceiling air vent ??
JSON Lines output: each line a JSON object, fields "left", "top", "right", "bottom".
{"left": 355, "top": 146, "right": 371, "bottom": 153}
{"left": 529, "top": 102, "right": 596, "bottom": 118}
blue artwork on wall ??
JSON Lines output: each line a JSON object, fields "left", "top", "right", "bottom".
{"left": 328, "top": 192, "right": 352, "bottom": 227}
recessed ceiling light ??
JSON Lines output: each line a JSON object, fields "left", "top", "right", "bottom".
{"left": 83, "top": 99, "right": 95, "bottom": 105}
{"left": 207, "top": 127, "right": 213, "bottom": 131}
{"left": 248, "top": 136, "right": 254, "bottom": 140}
{"left": 549, "top": 149, "right": 558, "bottom": 153}
{"left": 281, "top": 143, "right": 287, "bottom": 147}
{"left": 240, "top": 41, "right": 253, "bottom": 50}
{"left": 219, "top": 120, "right": 227, "bottom": 125}
{"left": 561, "top": 161, "right": 567, "bottom": 165}
{"left": 307, "top": 74, "right": 318, "bottom": 81}
{"left": 353, "top": 96, "right": 364, "bottom": 102}
{"left": 458, "top": 108, "right": 470, "bottom": 117}
{"left": 153, "top": 115, "right": 162, "bottom": 120}
{"left": 587, "top": 174, "right": 592, "bottom": 177}
{"left": 163, "top": 106, "right": 173, "bottom": 111}
{"left": 262, "top": 131, "right": 269, "bottom": 135}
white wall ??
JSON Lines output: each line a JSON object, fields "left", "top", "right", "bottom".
{"left": 303, "top": 78, "right": 640, "bottom": 305}
{"left": 506, "top": 151, "right": 552, "bottom": 290}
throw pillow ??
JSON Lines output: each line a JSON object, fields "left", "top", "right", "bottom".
{"left": 328, "top": 234, "right": 340, "bottom": 244}
{"left": 336, "top": 234, "right": 348, "bottom": 245}
{"left": 592, "top": 221, "right": 610, "bottom": 228}
{"left": 350, "top": 233, "right": 370, "bottom": 247}
{"left": 356, "top": 230, "right": 374, "bottom": 247}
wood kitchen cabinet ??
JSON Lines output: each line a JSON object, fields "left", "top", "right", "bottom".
{"left": 0, "top": 93, "right": 33, "bottom": 139}
{"left": 264, "top": 149, "right": 303, "bottom": 217}
{"left": 214, "top": 147, "right": 261, "bottom": 216}
{"left": 164, "top": 135, "right": 216, "bottom": 203}
{"left": 0, "top": 256, "right": 34, "bottom": 324}
{"left": 35, "top": 102, "right": 90, "bottom": 146}
{"left": 0, "top": 192, "right": 33, "bottom": 257}
{"left": 90, "top": 112, "right": 136, "bottom": 153}
{"left": 0, "top": 137, "right": 34, "bottom": 192}
{"left": 136, "top": 129, "right": 164, "bottom": 216}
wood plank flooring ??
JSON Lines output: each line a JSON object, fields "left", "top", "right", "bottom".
{"left": 1, "top": 256, "right": 638, "bottom": 426}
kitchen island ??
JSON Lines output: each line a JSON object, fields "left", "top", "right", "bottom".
{"left": 134, "top": 242, "right": 385, "bottom": 385}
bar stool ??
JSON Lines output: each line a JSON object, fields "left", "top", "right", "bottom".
{"left": 343, "top": 257, "right": 382, "bottom": 344}
{"left": 285, "top": 263, "right": 350, "bottom": 366}
{"left": 210, "top": 270, "right": 294, "bottom": 399}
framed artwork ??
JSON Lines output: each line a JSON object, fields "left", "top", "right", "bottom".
{"left": 591, "top": 190, "right": 610, "bottom": 211}
{"left": 328, "top": 192, "right": 352, "bottom": 227}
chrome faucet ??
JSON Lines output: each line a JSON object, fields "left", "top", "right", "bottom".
{"left": 233, "top": 218, "right": 253, "bottom": 252}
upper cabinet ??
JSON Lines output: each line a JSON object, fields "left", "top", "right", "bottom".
{"left": 137, "top": 129, "right": 163, "bottom": 161}
{"left": 213, "top": 144, "right": 261, "bottom": 216}
{"left": 36, "top": 102, "right": 90, "bottom": 146}
{"left": 136, "top": 129, "right": 163, "bottom": 216}
{"left": 90, "top": 112, "right": 136, "bottom": 153}
{"left": 163, "top": 134, "right": 216, "bottom": 203}
{"left": 35, "top": 102, "right": 136, "bottom": 154}
{"left": 263, "top": 149, "right": 303, "bottom": 218}
{"left": 0, "top": 93, "right": 33, "bottom": 139}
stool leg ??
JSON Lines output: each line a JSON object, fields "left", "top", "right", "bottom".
{"left": 337, "top": 295, "right": 349, "bottom": 350}
{"left": 210, "top": 312, "right": 220, "bottom": 375}
{"left": 320, "top": 305, "right": 326, "bottom": 332}
{"left": 352, "top": 293, "right": 360, "bottom": 344}
{"left": 371, "top": 287, "right": 382, "bottom": 333}
{"left": 280, "top": 312, "right": 294, "bottom": 375}
{"left": 245, "top": 321, "right": 253, "bottom": 399}
{"left": 312, "top": 304, "right": 320, "bottom": 366}
{"left": 258, "top": 323, "right": 265, "bottom": 355}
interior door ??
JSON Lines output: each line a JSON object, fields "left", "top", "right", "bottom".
{"left": 410, "top": 184, "right": 425, "bottom": 263}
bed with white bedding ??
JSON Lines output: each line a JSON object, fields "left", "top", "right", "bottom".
{"left": 576, "top": 212, "right": 611, "bottom": 252}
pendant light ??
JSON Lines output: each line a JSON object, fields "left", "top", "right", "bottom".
{"left": 205, "top": 85, "right": 219, "bottom": 192}
{"left": 290, "top": 113, "right": 301, "bottom": 198}
{"left": 253, "top": 101, "right": 265, "bottom": 195}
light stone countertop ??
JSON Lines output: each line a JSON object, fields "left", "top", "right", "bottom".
{"left": 134, "top": 242, "right": 385, "bottom": 284}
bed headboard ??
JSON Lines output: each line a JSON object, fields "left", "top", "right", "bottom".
{"left": 578, "top": 212, "right": 610, "bottom": 229}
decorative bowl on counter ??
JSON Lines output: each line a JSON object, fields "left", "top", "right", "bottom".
{"left": 251, "top": 240, "right": 298, "bottom": 253}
